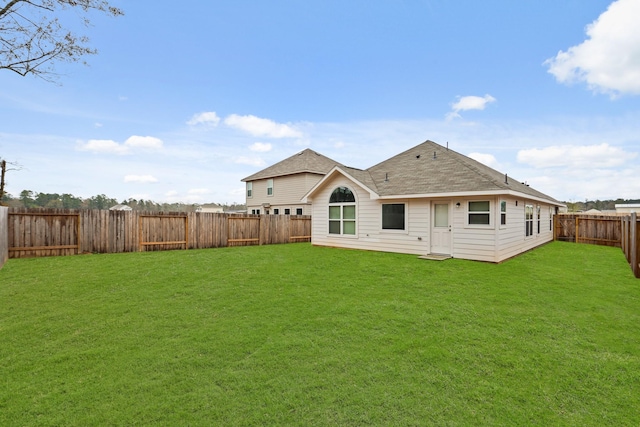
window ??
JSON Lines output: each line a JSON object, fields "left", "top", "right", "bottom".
{"left": 329, "top": 187, "right": 356, "bottom": 235}
{"left": 525, "top": 204, "right": 534, "bottom": 237}
{"left": 267, "top": 179, "right": 273, "bottom": 196}
{"left": 537, "top": 205, "right": 541, "bottom": 234}
{"left": 549, "top": 206, "right": 553, "bottom": 231}
{"left": 247, "top": 182, "right": 252, "bottom": 198}
{"left": 251, "top": 209, "right": 261, "bottom": 215}
{"left": 468, "top": 201, "right": 490, "bottom": 225}
{"left": 274, "top": 208, "right": 279, "bottom": 214}
{"left": 500, "top": 200, "right": 507, "bottom": 225}
{"left": 382, "top": 203, "right": 405, "bottom": 230}
{"left": 284, "top": 208, "right": 290, "bottom": 215}
{"left": 296, "top": 208, "right": 303, "bottom": 215}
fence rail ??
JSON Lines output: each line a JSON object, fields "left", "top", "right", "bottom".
{"left": 0, "top": 207, "right": 7, "bottom": 269}
{"left": 6, "top": 208, "right": 311, "bottom": 259}
{"left": 555, "top": 213, "right": 640, "bottom": 278}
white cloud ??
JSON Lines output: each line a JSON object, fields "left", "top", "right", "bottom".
{"left": 545, "top": 0, "right": 640, "bottom": 96}
{"left": 467, "top": 152, "right": 500, "bottom": 169}
{"left": 187, "top": 111, "right": 221, "bottom": 126}
{"left": 234, "top": 156, "right": 266, "bottom": 167}
{"left": 124, "top": 135, "right": 163, "bottom": 150}
{"left": 249, "top": 142, "right": 273, "bottom": 152}
{"left": 517, "top": 143, "right": 636, "bottom": 168}
{"left": 77, "top": 139, "right": 129, "bottom": 155}
{"left": 124, "top": 174, "right": 158, "bottom": 183}
{"left": 77, "top": 136, "right": 163, "bottom": 154}
{"left": 224, "top": 114, "right": 302, "bottom": 138}
{"left": 447, "top": 95, "right": 496, "bottom": 120}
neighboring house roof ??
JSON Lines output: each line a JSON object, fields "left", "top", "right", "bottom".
{"left": 241, "top": 148, "right": 343, "bottom": 182}
{"left": 109, "top": 204, "right": 132, "bottom": 211}
{"left": 304, "top": 140, "right": 563, "bottom": 205}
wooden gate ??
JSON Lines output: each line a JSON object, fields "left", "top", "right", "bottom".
{"left": 227, "top": 216, "right": 260, "bottom": 246}
{"left": 139, "top": 214, "right": 188, "bottom": 251}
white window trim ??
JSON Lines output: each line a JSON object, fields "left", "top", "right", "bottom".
{"left": 465, "top": 200, "right": 493, "bottom": 229}
{"left": 327, "top": 186, "right": 358, "bottom": 238}
{"left": 381, "top": 202, "right": 409, "bottom": 234}
{"left": 525, "top": 204, "right": 534, "bottom": 238}
{"left": 247, "top": 182, "right": 253, "bottom": 198}
{"left": 499, "top": 200, "right": 507, "bottom": 229}
{"left": 267, "top": 179, "right": 274, "bottom": 197}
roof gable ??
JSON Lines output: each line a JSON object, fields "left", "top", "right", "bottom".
{"left": 242, "top": 148, "right": 343, "bottom": 182}
{"left": 304, "top": 140, "right": 561, "bottom": 205}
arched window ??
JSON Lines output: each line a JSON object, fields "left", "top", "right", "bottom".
{"left": 329, "top": 187, "right": 356, "bottom": 235}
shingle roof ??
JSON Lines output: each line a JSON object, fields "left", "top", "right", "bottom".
{"left": 365, "top": 140, "right": 560, "bottom": 203}
{"left": 241, "top": 148, "right": 343, "bottom": 182}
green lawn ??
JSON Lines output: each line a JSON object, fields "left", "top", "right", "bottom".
{"left": 1, "top": 241, "right": 639, "bottom": 426}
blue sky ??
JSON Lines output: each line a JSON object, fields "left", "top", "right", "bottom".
{"left": 1, "top": 0, "right": 639, "bottom": 204}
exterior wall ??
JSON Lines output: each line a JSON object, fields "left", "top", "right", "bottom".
{"left": 309, "top": 178, "right": 557, "bottom": 262}
{"left": 309, "top": 175, "right": 430, "bottom": 255}
{"left": 246, "top": 172, "right": 323, "bottom": 215}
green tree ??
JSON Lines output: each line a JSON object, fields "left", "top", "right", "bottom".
{"left": 0, "top": 0, "right": 123, "bottom": 81}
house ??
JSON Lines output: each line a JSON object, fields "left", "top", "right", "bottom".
{"left": 109, "top": 204, "right": 132, "bottom": 211}
{"left": 302, "top": 140, "right": 565, "bottom": 262}
{"left": 615, "top": 204, "right": 640, "bottom": 214}
{"left": 242, "top": 148, "right": 342, "bottom": 215}
{"left": 196, "top": 203, "right": 224, "bottom": 213}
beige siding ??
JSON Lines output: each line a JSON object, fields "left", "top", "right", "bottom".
{"left": 309, "top": 176, "right": 430, "bottom": 255}
{"left": 246, "top": 172, "right": 323, "bottom": 215}
{"left": 495, "top": 198, "right": 554, "bottom": 262}
{"left": 310, "top": 182, "right": 556, "bottom": 262}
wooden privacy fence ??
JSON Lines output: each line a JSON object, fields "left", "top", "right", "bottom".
{"left": 555, "top": 213, "right": 640, "bottom": 278}
{"left": 6, "top": 208, "right": 311, "bottom": 259}
{"left": 0, "top": 206, "right": 8, "bottom": 269}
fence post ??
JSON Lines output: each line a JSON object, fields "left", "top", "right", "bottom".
{"left": 631, "top": 212, "right": 638, "bottom": 278}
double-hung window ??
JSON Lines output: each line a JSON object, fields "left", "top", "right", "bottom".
{"left": 329, "top": 187, "right": 356, "bottom": 235}
{"left": 267, "top": 179, "right": 274, "bottom": 196}
{"left": 500, "top": 200, "right": 507, "bottom": 225}
{"left": 525, "top": 204, "right": 534, "bottom": 237}
{"left": 536, "top": 205, "right": 541, "bottom": 234}
{"left": 246, "top": 182, "right": 252, "bottom": 198}
{"left": 468, "top": 201, "right": 490, "bottom": 225}
{"left": 382, "top": 203, "right": 405, "bottom": 230}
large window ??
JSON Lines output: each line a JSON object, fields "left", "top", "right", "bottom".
{"left": 267, "top": 179, "right": 273, "bottom": 196}
{"left": 246, "top": 182, "right": 252, "bottom": 198}
{"left": 468, "top": 201, "right": 490, "bottom": 225}
{"left": 382, "top": 203, "right": 405, "bottom": 230}
{"left": 329, "top": 187, "right": 356, "bottom": 235}
{"left": 525, "top": 204, "right": 534, "bottom": 237}
{"left": 500, "top": 200, "right": 507, "bottom": 225}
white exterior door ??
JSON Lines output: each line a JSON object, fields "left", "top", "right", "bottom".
{"left": 431, "top": 202, "right": 451, "bottom": 255}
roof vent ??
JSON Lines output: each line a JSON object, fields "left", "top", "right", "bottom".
{"left": 384, "top": 172, "right": 389, "bottom": 182}
{"left": 432, "top": 151, "right": 437, "bottom": 160}
{"left": 504, "top": 173, "right": 508, "bottom": 184}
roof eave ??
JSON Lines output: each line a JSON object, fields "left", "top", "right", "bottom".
{"left": 301, "top": 166, "right": 379, "bottom": 203}
{"left": 377, "top": 189, "right": 565, "bottom": 206}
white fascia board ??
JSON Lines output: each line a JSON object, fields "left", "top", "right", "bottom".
{"left": 378, "top": 189, "right": 565, "bottom": 206}
{"left": 301, "top": 166, "right": 379, "bottom": 202}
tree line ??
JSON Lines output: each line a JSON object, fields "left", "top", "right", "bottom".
{"left": 565, "top": 199, "right": 640, "bottom": 213}
{"left": 1, "top": 190, "right": 246, "bottom": 213}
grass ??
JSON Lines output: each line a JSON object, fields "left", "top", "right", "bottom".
{"left": 1, "top": 241, "right": 639, "bottom": 426}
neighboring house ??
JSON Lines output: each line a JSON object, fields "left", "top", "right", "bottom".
{"left": 242, "top": 148, "right": 342, "bottom": 215}
{"left": 196, "top": 204, "right": 224, "bottom": 213}
{"left": 302, "top": 140, "right": 565, "bottom": 262}
{"left": 615, "top": 204, "right": 640, "bottom": 214}
{"left": 109, "top": 204, "right": 132, "bottom": 211}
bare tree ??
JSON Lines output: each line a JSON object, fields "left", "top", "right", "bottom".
{"left": 0, "top": 0, "right": 123, "bottom": 81}
{"left": 0, "top": 159, "right": 23, "bottom": 205}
